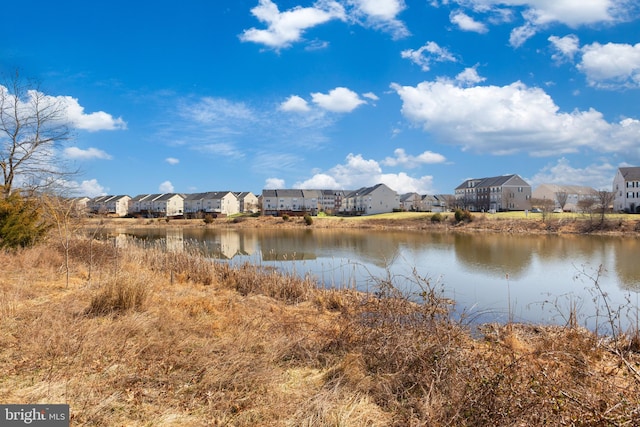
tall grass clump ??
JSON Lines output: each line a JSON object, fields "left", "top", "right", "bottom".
{"left": 85, "top": 273, "right": 149, "bottom": 316}
{"left": 216, "top": 262, "right": 314, "bottom": 304}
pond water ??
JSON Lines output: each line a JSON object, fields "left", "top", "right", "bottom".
{"left": 103, "top": 227, "right": 640, "bottom": 332}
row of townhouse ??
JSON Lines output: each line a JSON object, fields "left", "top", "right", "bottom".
{"left": 453, "top": 167, "right": 640, "bottom": 214}
{"left": 262, "top": 183, "right": 399, "bottom": 216}
{"left": 87, "top": 191, "right": 259, "bottom": 218}
{"left": 454, "top": 174, "right": 532, "bottom": 212}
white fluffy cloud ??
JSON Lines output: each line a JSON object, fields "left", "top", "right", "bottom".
{"left": 240, "top": 0, "right": 412, "bottom": 49}
{"left": 264, "top": 177, "right": 286, "bottom": 189}
{"left": 165, "top": 157, "right": 180, "bottom": 165}
{"left": 514, "top": 0, "right": 619, "bottom": 27}
{"left": 279, "top": 95, "right": 311, "bottom": 112}
{"left": 528, "top": 157, "right": 616, "bottom": 190}
{"left": 294, "top": 153, "right": 436, "bottom": 194}
{"left": 382, "top": 148, "right": 447, "bottom": 168}
{"left": 60, "top": 178, "right": 107, "bottom": 197}
{"left": 78, "top": 179, "right": 108, "bottom": 197}
{"left": 60, "top": 96, "right": 127, "bottom": 131}
{"left": 443, "top": 0, "right": 629, "bottom": 47}
{"left": 450, "top": 11, "right": 488, "bottom": 33}
{"left": 401, "top": 41, "right": 457, "bottom": 71}
{"left": 63, "top": 147, "right": 112, "bottom": 160}
{"left": 0, "top": 86, "right": 126, "bottom": 132}
{"left": 347, "top": 0, "right": 409, "bottom": 38}
{"left": 455, "top": 67, "right": 486, "bottom": 85}
{"left": 548, "top": 34, "right": 581, "bottom": 62}
{"left": 391, "top": 79, "right": 640, "bottom": 156}
{"left": 240, "top": 0, "right": 346, "bottom": 49}
{"left": 549, "top": 37, "right": 640, "bottom": 88}
{"left": 159, "top": 180, "right": 174, "bottom": 193}
{"left": 310, "top": 87, "right": 367, "bottom": 113}
{"left": 578, "top": 42, "right": 640, "bottom": 88}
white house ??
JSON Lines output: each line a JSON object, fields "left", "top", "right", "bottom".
{"left": 613, "top": 166, "right": 640, "bottom": 213}
{"left": 342, "top": 183, "right": 399, "bottom": 215}
{"left": 152, "top": 193, "right": 184, "bottom": 217}
{"left": 184, "top": 192, "right": 239, "bottom": 216}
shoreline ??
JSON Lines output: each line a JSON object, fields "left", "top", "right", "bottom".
{"left": 84, "top": 212, "right": 640, "bottom": 236}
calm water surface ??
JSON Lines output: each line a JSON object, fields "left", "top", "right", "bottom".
{"left": 106, "top": 227, "right": 640, "bottom": 330}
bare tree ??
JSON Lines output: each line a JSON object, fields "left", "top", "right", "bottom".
{"left": 0, "top": 71, "right": 72, "bottom": 198}
{"left": 555, "top": 191, "right": 568, "bottom": 211}
{"left": 41, "top": 194, "right": 81, "bottom": 287}
{"left": 592, "top": 189, "right": 615, "bottom": 225}
{"left": 530, "top": 197, "right": 555, "bottom": 221}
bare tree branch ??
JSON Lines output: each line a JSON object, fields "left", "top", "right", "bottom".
{"left": 0, "top": 71, "right": 73, "bottom": 197}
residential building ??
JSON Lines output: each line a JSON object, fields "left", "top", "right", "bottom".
{"left": 532, "top": 184, "right": 596, "bottom": 212}
{"left": 455, "top": 174, "right": 532, "bottom": 212}
{"left": 419, "top": 194, "right": 450, "bottom": 212}
{"left": 129, "top": 194, "right": 155, "bottom": 215}
{"left": 152, "top": 193, "right": 184, "bottom": 217}
{"left": 71, "top": 196, "right": 91, "bottom": 215}
{"left": 261, "top": 185, "right": 397, "bottom": 216}
{"left": 342, "top": 183, "right": 399, "bottom": 215}
{"left": 319, "top": 190, "right": 346, "bottom": 214}
{"left": 301, "top": 189, "right": 322, "bottom": 214}
{"left": 262, "top": 189, "right": 305, "bottom": 215}
{"left": 399, "top": 193, "right": 421, "bottom": 211}
{"left": 88, "top": 195, "right": 131, "bottom": 217}
{"left": 129, "top": 193, "right": 183, "bottom": 217}
{"left": 184, "top": 192, "right": 239, "bottom": 217}
{"left": 613, "top": 166, "right": 640, "bottom": 213}
{"left": 234, "top": 192, "right": 259, "bottom": 213}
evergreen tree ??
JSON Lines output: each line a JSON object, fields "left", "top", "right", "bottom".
{"left": 0, "top": 190, "right": 49, "bottom": 249}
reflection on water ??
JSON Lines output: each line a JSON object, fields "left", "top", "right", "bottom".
{"left": 100, "top": 227, "right": 640, "bottom": 327}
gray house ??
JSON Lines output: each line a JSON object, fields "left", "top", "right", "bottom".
{"left": 455, "top": 174, "right": 532, "bottom": 212}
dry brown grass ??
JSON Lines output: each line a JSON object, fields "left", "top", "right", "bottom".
{"left": 0, "top": 238, "right": 639, "bottom": 425}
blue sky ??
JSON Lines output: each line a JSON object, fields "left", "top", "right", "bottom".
{"left": 2, "top": 0, "right": 639, "bottom": 197}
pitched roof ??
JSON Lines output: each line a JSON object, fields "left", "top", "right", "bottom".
{"left": 618, "top": 167, "right": 640, "bottom": 181}
{"left": 274, "top": 189, "right": 304, "bottom": 197}
{"left": 456, "top": 174, "right": 530, "bottom": 190}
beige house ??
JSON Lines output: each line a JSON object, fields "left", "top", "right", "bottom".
{"left": 532, "top": 184, "right": 596, "bottom": 212}
{"left": 184, "top": 191, "right": 239, "bottom": 217}
{"left": 613, "top": 166, "right": 640, "bottom": 213}
{"left": 88, "top": 195, "right": 131, "bottom": 217}
{"left": 455, "top": 174, "right": 531, "bottom": 212}
{"left": 234, "top": 192, "right": 259, "bottom": 213}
